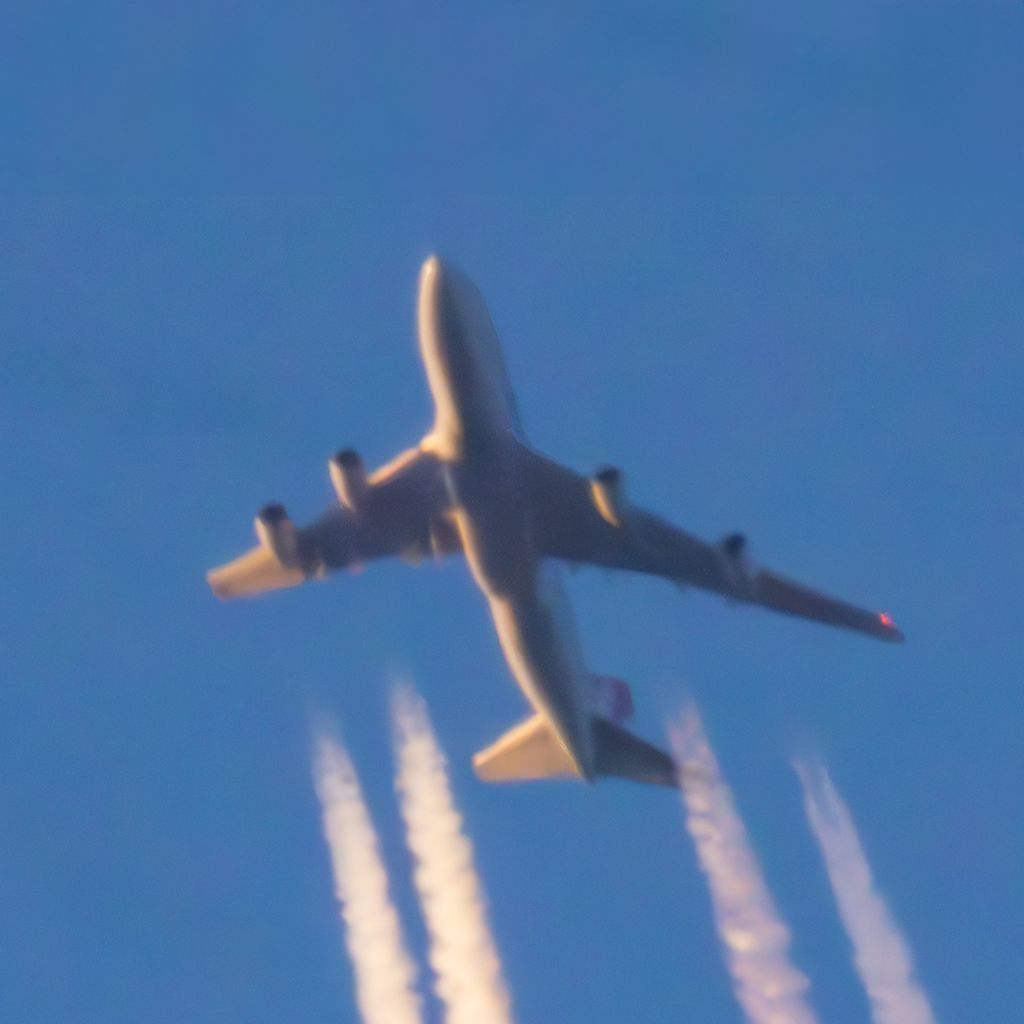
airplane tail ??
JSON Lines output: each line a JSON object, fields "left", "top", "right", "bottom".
{"left": 472, "top": 712, "right": 678, "bottom": 788}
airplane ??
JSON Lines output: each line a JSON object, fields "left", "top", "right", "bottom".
{"left": 207, "top": 256, "right": 903, "bottom": 788}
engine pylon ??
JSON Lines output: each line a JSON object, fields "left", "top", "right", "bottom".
{"left": 254, "top": 503, "right": 300, "bottom": 568}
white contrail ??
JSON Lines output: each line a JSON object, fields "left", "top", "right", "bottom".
{"left": 793, "top": 756, "right": 937, "bottom": 1024}
{"left": 392, "top": 684, "right": 514, "bottom": 1024}
{"left": 670, "top": 703, "right": 820, "bottom": 1024}
{"left": 312, "top": 730, "right": 424, "bottom": 1024}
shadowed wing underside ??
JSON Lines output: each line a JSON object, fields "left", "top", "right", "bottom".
{"left": 207, "top": 447, "right": 460, "bottom": 599}
{"left": 519, "top": 448, "right": 903, "bottom": 642}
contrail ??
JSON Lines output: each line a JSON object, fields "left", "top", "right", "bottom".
{"left": 392, "top": 684, "right": 514, "bottom": 1024}
{"left": 312, "top": 730, "right": 424, "bottom": 1024}
{"left": 793, "top": 756, "right": 937, "bottom": 1024}
{"left": 670, "top": 703, "right": 820, "bottom": 1024}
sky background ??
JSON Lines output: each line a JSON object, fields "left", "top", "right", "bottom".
{"left": 2, "top": 3, "right": 1022, "bottom": 1022}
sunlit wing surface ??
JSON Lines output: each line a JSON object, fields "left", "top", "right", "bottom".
{"left": 207, "top": 447, "right": 460, "bottom": 600}
{"left": 520, "top": 449, "right": 903, "bottom": 642}
{"left": 207, "top": 544, "right": 306, "bottom": 599}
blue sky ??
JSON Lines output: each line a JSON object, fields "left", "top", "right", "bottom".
{"left": 2, "top": 3, "right": 1021, "bottom": 1022}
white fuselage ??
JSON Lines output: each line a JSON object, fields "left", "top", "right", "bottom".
{"left": 416, "top": 256, "right": 597, "bottom": 778}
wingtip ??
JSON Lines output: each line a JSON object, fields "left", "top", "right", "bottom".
{"left": 206, "top": 568, "right": 231, "bottom": 601}
{"left": 877, "top": 612, "right": 905, "bottom": 643}
{"left": 204, "top": 546, "right": 306, "bottom": 601}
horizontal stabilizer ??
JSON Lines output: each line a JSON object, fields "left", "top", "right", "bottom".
{"left": 473, "top": 711, "right": 678, "bottom": 787}
{"left": 473, "top": 713, "right": 580, "bottom": 783}
{"left": 207, "top": 545, "right": 306, "bottom": 600}
{"left": 588, "top": 673, "right": 634, "bottom": 723}
{"left": 593, "top": 717, "right": 678, "bottom": 787}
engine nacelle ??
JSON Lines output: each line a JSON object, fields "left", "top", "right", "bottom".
{"left": 329, "top": 448, "right": 369, "bottom": 511}
{"left": 719, "top": 531, "right": 754, "bottom": 592}
{"left": 255, "top": 503, "right": 300, "bottom": 568}
{"left": 591, "top": 465, "right": 627, "bottom": 527}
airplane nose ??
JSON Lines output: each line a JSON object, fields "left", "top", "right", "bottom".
{"left": 420, "top": 254, "right": 470, "bottom": 308}
{"left": 419, "top": 253, "right": 444, "bottom": 297}
{"left": 421, "top": 255, "right": 484, "bottom": 327}
{"left": 418, "top": 254, "right": 469, "bottom": 339}
{"left": 419, "top": 254, "right": 447, "bottom": 335}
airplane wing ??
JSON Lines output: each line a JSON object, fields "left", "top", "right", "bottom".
{"left": 207, "top": 446, "right": 460, "bottom": 599}
{"left": 521, "top": 451, "right": 904, "bottom": 642}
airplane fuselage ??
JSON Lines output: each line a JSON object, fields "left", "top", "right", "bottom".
{"left": 418, "top": 257, "right": 597, "bottom": 777}
{"left": 448, "top": 453, "right": 597, "bottom": 778}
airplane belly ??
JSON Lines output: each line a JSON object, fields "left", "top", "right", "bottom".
{"left": 448, "top": 459, "right": 530, "bottom": 595}
{"left": 485, "top": 589, "right": 596, "bottom": 780}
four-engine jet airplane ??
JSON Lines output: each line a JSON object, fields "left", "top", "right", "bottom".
{"left": 208, "top": 256, "right": 903, "bottom": 787}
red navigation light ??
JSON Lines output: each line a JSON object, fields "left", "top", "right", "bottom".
{"left": 878, "top": 612, "right": 894, "bottom": 628}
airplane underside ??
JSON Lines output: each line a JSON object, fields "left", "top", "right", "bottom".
{"left": 206, "top": 254, "right": 903, "bottom": 789}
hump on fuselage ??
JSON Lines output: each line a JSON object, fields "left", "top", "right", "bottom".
{"left": 416, "top": 255, "right": 525, "bottom": 458}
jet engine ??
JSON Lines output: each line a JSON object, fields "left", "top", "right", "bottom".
{"left": 719, "top": 531, "right": 754, "bottom": 592}
{"left": 255, "top": 503, "right": 300, "bottom": 568}
{"left": 590, "top": 465, "right": 627, "bottom": 527}
{"left": 329, "top": 448, "right": 369, "bottom": 511}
